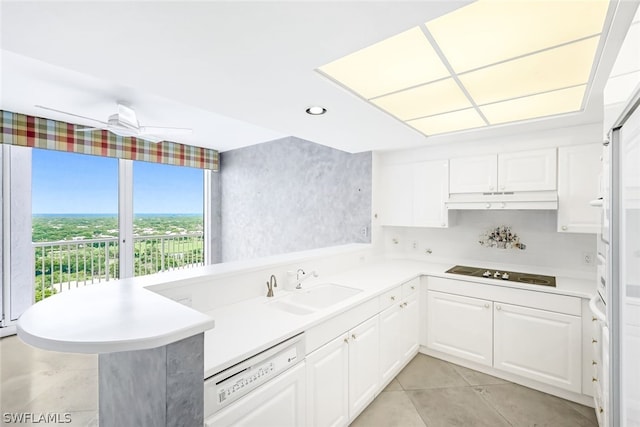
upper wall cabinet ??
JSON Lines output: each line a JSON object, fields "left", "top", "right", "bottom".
{"left": 557, "top": 143, "right": 601, "bottom": 233}
{"left": 379, "top": 160, "right": 449, "bottom": 228}
{"left": 450, "top": 149, "right": 557, "bottom": 194}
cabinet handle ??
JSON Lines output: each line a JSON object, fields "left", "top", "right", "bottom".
{"left": 411, "top": 286, "right": 415, "bottom": 290}
{"left": 592, "top": 377, "right": 598, "bottom": 383}
{"left": 599, "top": 407, "right": 604, "bottom": 414}
{"left": 561, "top": 225, "right": 568, "bottom": 231}
{"left": 592, "top": 360, "right": 597, "bottom": 365}
{"left": 592, "top": 338, "right": 598, "bottom": 344}
{"left": 592, "top": 316, "right": 598, "bottom": 322}
{"left": 391, "top": 296, "right": 396, "bottom": 301}
{"left": 344, "top": 338, "right": 349, "bottom": 344}
{"left": 352, "top": 334, "right": 357, "bottom": 340}
{"left": 496, "top": 305, "right": 502, "bottom": 310}
{"left": 403, "top": 302, "right": 408, "bottom": 307}
{"left": 484, "top": 303, "right": 490, "bottom": 309}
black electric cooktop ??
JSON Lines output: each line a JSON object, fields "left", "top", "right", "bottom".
{"left": 445, "top": 265, "right": 556, "bottom": 287}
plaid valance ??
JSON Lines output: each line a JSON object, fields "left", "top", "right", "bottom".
{"left": 0, "top": 110, "right": 219, "bottom": 171}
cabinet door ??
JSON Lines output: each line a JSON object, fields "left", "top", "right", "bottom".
{"left": 449, "top": 155, "right": 497, "bottom": 194}
{"left": 306, "top": 334, "right": 349, "bottom": 427}
{"left": 205, "top": 362, "right": 306, "bottom": 427}
{"left": 379, "top": 164, "right": 413, "bottom": 226}
{"left": 348, "top": 316, "right": 379, "bottom": 420}
{"left": 413, "top": 160, "right": 449, "bottom": 227}
{"left": 494, "top": 303, "right": 581, "bottom": 393}
{"left": 557, "top": 144, "right": 601, "bottom": 233}
{"left": 426, "top": 291, "right": 493, "bottom": 366}
{"left": 379, "top": 304, "right": 402, "bottom": 385}
{"left": 497, "top": 148, "right": 557, "bottom": 192}
{"left": 400, "top": 291, "right": 419, "bottom": 362}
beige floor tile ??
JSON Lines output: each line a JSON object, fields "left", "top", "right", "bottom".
{"left": 475, "top": 383, "right": 598, "bottom": 427}
{"left": 382, "top": 378, "right": 403, "bottom": 392}
{"left": 396, "top": 354, "right": 468, "bottom": 390}
{"left": 408, "top": 387, "right": 512, "bottom": 427}
{"left": 562, "top": 399, "right": 599, "bottom": 424}
{"left": 19, "top": 369, "right": 98, "bottom": 413}
{"left": 451, "top": 363, "right": 510, "bottom": 386}
{"left": 350, "top": 391, "right": 426, "bottom": 427}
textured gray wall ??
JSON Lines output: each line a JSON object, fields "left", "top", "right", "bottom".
{"left": 220, "top": 137, "right": 371, "bottom": 262}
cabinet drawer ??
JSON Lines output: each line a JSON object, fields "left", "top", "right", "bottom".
{"left": 379, "top": 286, "right": 402, "bottom": 311}
{"left": 402, "top": 278, "right": 419, "bottom": 298}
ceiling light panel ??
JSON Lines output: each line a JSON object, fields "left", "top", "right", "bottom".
{"left": 371, "top": 78, "right": 472, "bottom": 121}
{"left": 459, "top": 37, "right": 599, "bottom": 106}
{"left": 426, "top": 0, "right": 609, "bottom": 73}
{"left": 480, "top": 85, "right": 586, "bottom": 125}
{"left": 407, "top": 108, "right": 486, "bottom": 136}
{"left": 318, "top": 27, "right": 449, "bottom": 99}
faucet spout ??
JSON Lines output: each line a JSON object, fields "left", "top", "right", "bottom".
{"left": 266, "top": 274, "right": 277, "bottom": 297}
{"left": 295, "top": 269, "right": 318, "bottom": 289}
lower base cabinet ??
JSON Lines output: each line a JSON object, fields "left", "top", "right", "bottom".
{"left": 426, "top": 284, "right": 582, "bottom": 393}
{"left": 426, "top": 291, "right": 493, "bottom": 366}
{"left": 306, "top": 315, "right": 379, "bottom": 427}
{"left": 494, "top": 302, "right": 582, "bottom": 393}
{"left": 205, "top": 362, "right": 306, "bottom": 427}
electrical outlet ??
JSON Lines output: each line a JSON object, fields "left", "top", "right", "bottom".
{"left": 582, "top": 252, "right": 595, "bottom": 265}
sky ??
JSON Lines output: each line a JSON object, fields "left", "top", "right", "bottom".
{"left": 32, "top": 149, "right": 204, "bottom": 214}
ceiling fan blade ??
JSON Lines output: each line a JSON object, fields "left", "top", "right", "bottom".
{"left": 35, "top": 105, "right": 109, "bottom": 126}
{"left": 74, "top": 127, "right": 102, "bottom": 132}
{"left": 139, "top": 126, "right": 193, "bottom": 135}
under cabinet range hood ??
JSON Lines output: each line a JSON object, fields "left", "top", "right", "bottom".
{"left": 446, "top": 191, "right": 558, "bottom": 210}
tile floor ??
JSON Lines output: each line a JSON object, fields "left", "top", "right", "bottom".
{"left": 1, "top": 336, "right": 598, "bottom": 427}
{"left": 352, "top": 353, "right": 599, "bottom": 427}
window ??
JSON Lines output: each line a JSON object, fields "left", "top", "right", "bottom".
{"left": 31, "top": 150, "right": 207, "bottom": 301}
{"left": 133, "top": 161, "right": 204, "bottom": 276}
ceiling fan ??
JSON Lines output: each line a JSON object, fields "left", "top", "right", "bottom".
{"left": 35, "top": 102, "right": 192, "bottom": 143}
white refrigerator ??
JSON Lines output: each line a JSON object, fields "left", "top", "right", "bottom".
{"left": 609, "top": 87, "right": 640, "bottom": 427}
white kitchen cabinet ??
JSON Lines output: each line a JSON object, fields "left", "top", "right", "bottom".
{"left": 379, "top": 302, "right": 403, "bottom": 385}
{"left": 494, "top": 302, "right": 582, "bottom": 393}
{"left": 449, "top": 154, "right": 497, "bottom": 194}
{"left": 205, "top": 362, "right": 306, "bottom": 427}
{"left": 557, "top": 143, "right": 601, "bottom": 233}
{"left": 399, "top": 291, "right": 419, "bottom": 361}
{"left": 348, "top": 316, "right": 380, "bottom": 420}
{"left": 379, "top": 160, "right": 449, "bottom": 227}
{"left": 379, "top": 286, "right": 419, "bottom": 385}
{"left": 449, "top": 149, "right": 557, "bottom": 194}
{"left": 426, "top": 291, "right": 493, "bottom": 366}
{"left": 306, "top": 334, "right": 349, "bottom": 427}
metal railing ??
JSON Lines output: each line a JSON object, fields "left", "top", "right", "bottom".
{"left": 33, "top": 232, "right": 204, "bottom": 302}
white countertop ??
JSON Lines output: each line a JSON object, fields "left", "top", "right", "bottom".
{"left": 203, "top": 259, "right": 595, "bottom": 377}
{"left": 17, "top": 283, "right": 215, "bottom": 354}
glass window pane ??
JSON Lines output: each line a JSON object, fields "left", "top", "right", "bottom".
{"left": 133, "top": 161, "right": 204, "bottom": 277}
{"left": 31, "top": 149, "right": 119, "bottom": 301}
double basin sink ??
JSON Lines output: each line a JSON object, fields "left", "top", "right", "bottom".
{"left": 267, "top": 283, "right": 362, "bottom": 315}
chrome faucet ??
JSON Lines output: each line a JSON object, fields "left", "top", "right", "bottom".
{"left": 296, "top": 269, "right": 318, "bottom": 289}
{"left": 266, "top": 274, "right": 277, "bottom": 297}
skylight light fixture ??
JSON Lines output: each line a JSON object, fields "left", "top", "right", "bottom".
{"left": 316, "top": 0, "right": 611, "bottom": 137}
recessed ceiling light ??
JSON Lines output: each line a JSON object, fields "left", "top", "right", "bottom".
{"left": 426, "top": 0, "right": 609, "bottom": 73}
{"left": 480, "top": 85, "right": 586, "bottom": 125}
{"left": 318, "top": 27, "right": 449, "bottom": 99}
{"left": 372, "top": 78, "right": 472, "bottom": 121}
{"left": 407, "top": 108, "right": 486, "bottom": 136}
{"left": 306, "top": 106, "right": 327, "bottom": 115}
{"left": 459, "top": 37, "right": 600, "bottom": 106}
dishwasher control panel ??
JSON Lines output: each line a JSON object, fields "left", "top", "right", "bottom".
{"left": 204, "top": 333, "right": 304, "bottom": 417}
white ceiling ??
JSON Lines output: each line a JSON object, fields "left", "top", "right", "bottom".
{"left": 1, "top": 1, "right": 638, "bottom": 153}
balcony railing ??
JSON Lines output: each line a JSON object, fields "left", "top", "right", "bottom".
{"left": 33, "top": 233, "right": 204, "bottom": 302}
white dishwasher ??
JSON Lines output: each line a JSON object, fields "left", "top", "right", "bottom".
{"left": 204, "top": 333, "right": 306, "bottom": 427}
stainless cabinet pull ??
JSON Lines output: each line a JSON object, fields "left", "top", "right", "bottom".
{"left": 391, "top": 296, "right": 396, "bottom": 301}
{"left": 592, "top": 316, "right": 598, "bottom": 322}
{"left": 344, "top": 338, "right": 349, "bottom": 344}
{"left": 411, "top": 286, "right": 415, "bottom": 290}
{"left": 592, "top": 377, "right": 598, "bottom": 382}
{"left": 352, "top": 334, "right": 356, "bottom": 340}
{"left": 592, "top": 360, "right": 597, "bottom": 365}
{"left": 592, "top": 338, "right": 598, "bottom": 344}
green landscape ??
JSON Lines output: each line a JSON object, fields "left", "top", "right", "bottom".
{"left": 33, "top": 214, "right": 204, "bottom": 302}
